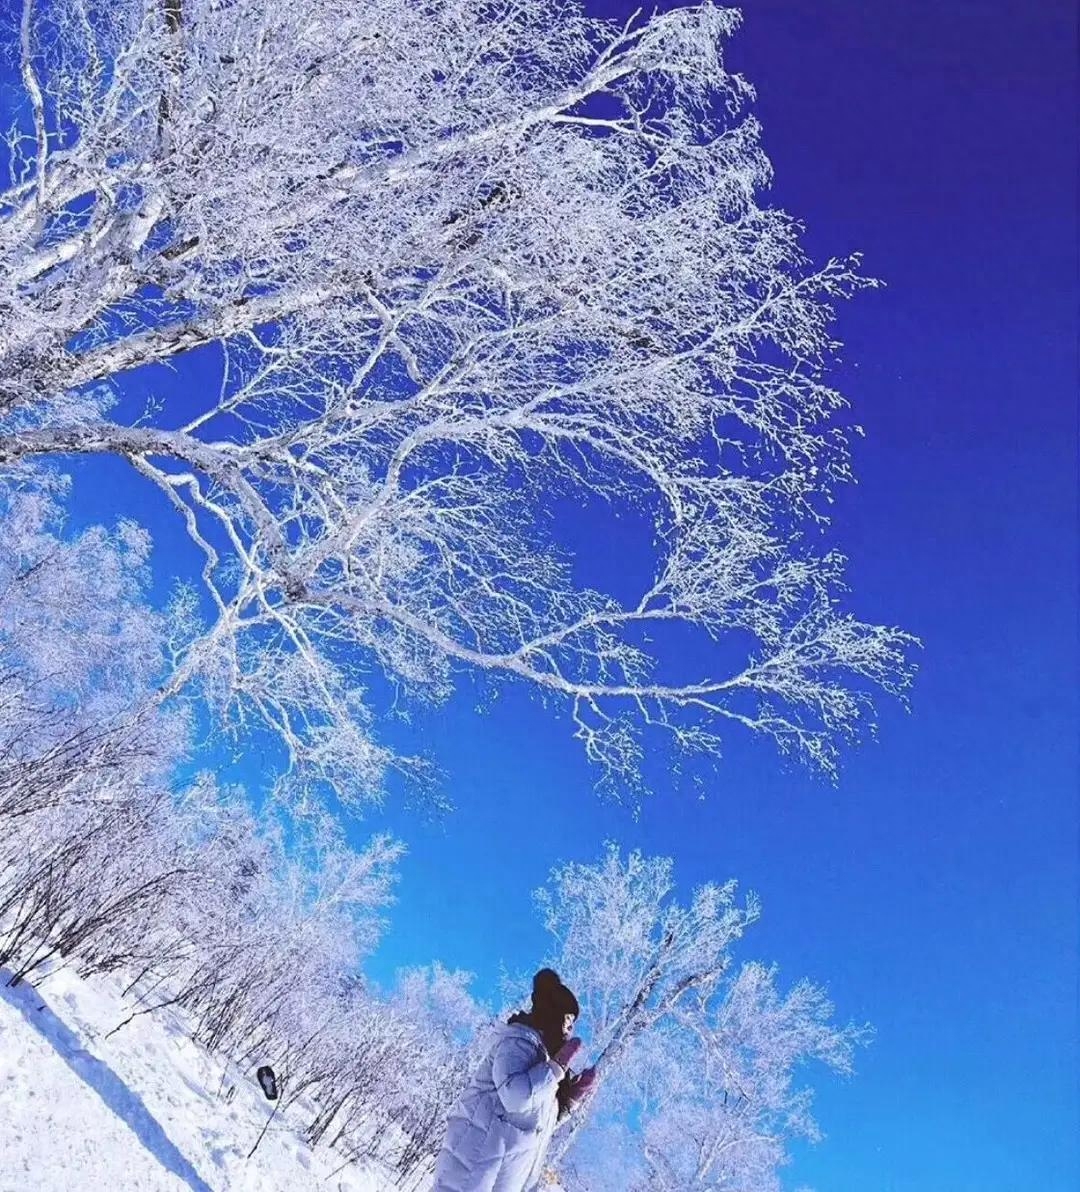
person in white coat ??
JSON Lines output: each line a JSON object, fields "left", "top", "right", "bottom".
{"left": 432, "top": 969, "right": 598, "bottom": 1192}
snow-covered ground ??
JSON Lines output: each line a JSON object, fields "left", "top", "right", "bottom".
{"left": 0, "top": 962, "right": 402, "bottom": 1192}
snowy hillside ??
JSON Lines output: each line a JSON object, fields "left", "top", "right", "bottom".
{"left": 0, "top": 963, "right": 401, "bottom": 1192}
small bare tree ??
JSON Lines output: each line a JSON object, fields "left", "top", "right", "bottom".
{"left": 1, "top": 0, "right": 914, "bottom": 811}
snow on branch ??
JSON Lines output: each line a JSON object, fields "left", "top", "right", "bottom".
{"left": 0, "top": 0, "right": 916, "bottom": 810}
{"left": 538, "top": 845, "right": 870, "bottom": 1190}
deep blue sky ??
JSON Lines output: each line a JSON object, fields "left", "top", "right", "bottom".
{"left": 3, "top": 2, "right": 1076, "bottom": 1189}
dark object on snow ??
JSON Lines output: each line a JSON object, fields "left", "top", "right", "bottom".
{"left": 256, "top": 1065, "right": 278, "bottom": 1101}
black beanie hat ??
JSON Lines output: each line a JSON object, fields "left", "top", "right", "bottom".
{"left": 531, "top": 968, "right": 580, "bottom": 1020}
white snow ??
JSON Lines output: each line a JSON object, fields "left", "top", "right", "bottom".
{"left": 0, "top": 962, "right": 403, "bottom": 1192}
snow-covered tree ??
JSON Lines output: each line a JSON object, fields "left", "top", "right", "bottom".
{"left": 537, "top": 845, "right": 867, "bottom": 1188}
{"left": 0, "top": 469, "right": 484, "bottom": 1185}
{"left": 1, "top": 0, "right": 914, "bottom": 812}
{"left": 0, "top": 472, "right": 184, "bottom": 817}
{"left": 157, "top": 796, "right": 404, "bottom": 1059}
{"left": 0, "top": 472, "right": 192, "bottom": 979}
{"left": 376, "top": 964, "right": 491, "bottom": 1181}
{"left": 0, "top": 476, "right": 411, "bottom": 1173}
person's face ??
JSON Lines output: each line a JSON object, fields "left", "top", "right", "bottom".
{"left": 562, "top": 1013, "right": 576, "bottom": 1040}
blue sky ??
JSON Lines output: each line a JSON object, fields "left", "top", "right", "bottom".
{"left": 3, "top": 1, "right": 1076, "bottom": 1189}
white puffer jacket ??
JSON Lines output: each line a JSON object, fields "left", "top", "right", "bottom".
{"left": 432, "top": 1022, "right": 564, "bottom": 1192}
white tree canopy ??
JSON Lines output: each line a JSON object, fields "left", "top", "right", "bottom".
{"left": 0, "top": 0, "right": 915, "bottom": 810}
{"left": 537, "top": 845, "right": 867, "bottom": 1191}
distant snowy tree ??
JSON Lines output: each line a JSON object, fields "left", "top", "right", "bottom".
{"left": 108, "top": 772, "right": 404, "bottom": 1061}
{"left": 0, "top": 473, "right": 193, "bottom": 979}
{"left": 0, "top": 0, "right": 914, "bottom": 812}
{"left": 537, "top": 845, "right": 867, "bottom": 1189}
{"left": 244, "top": 962, "right": 489, "bottom": 1183}
{"left": 0, "top": 472, "right": 184, "bottom": 819}
{"left": 0, "top": 477, "right": 411, "bottom": 1169}
{"left": 378, "top": 964, "right": 491, "bottom": 1181}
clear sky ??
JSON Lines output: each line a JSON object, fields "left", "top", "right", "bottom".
{"left": 3, "top": 2, "right": 1076, "bottom": 1189}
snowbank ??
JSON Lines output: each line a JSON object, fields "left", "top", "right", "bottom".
{"left": 0, "top": 962, "right": 400, "bottom": 1192}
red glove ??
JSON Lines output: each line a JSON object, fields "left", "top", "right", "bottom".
{"left": 552, "top": 1037, "right": 583, "bottom": 1072}
{"left": 563, "top": 1065, "right": 599, "bottom": 1111}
